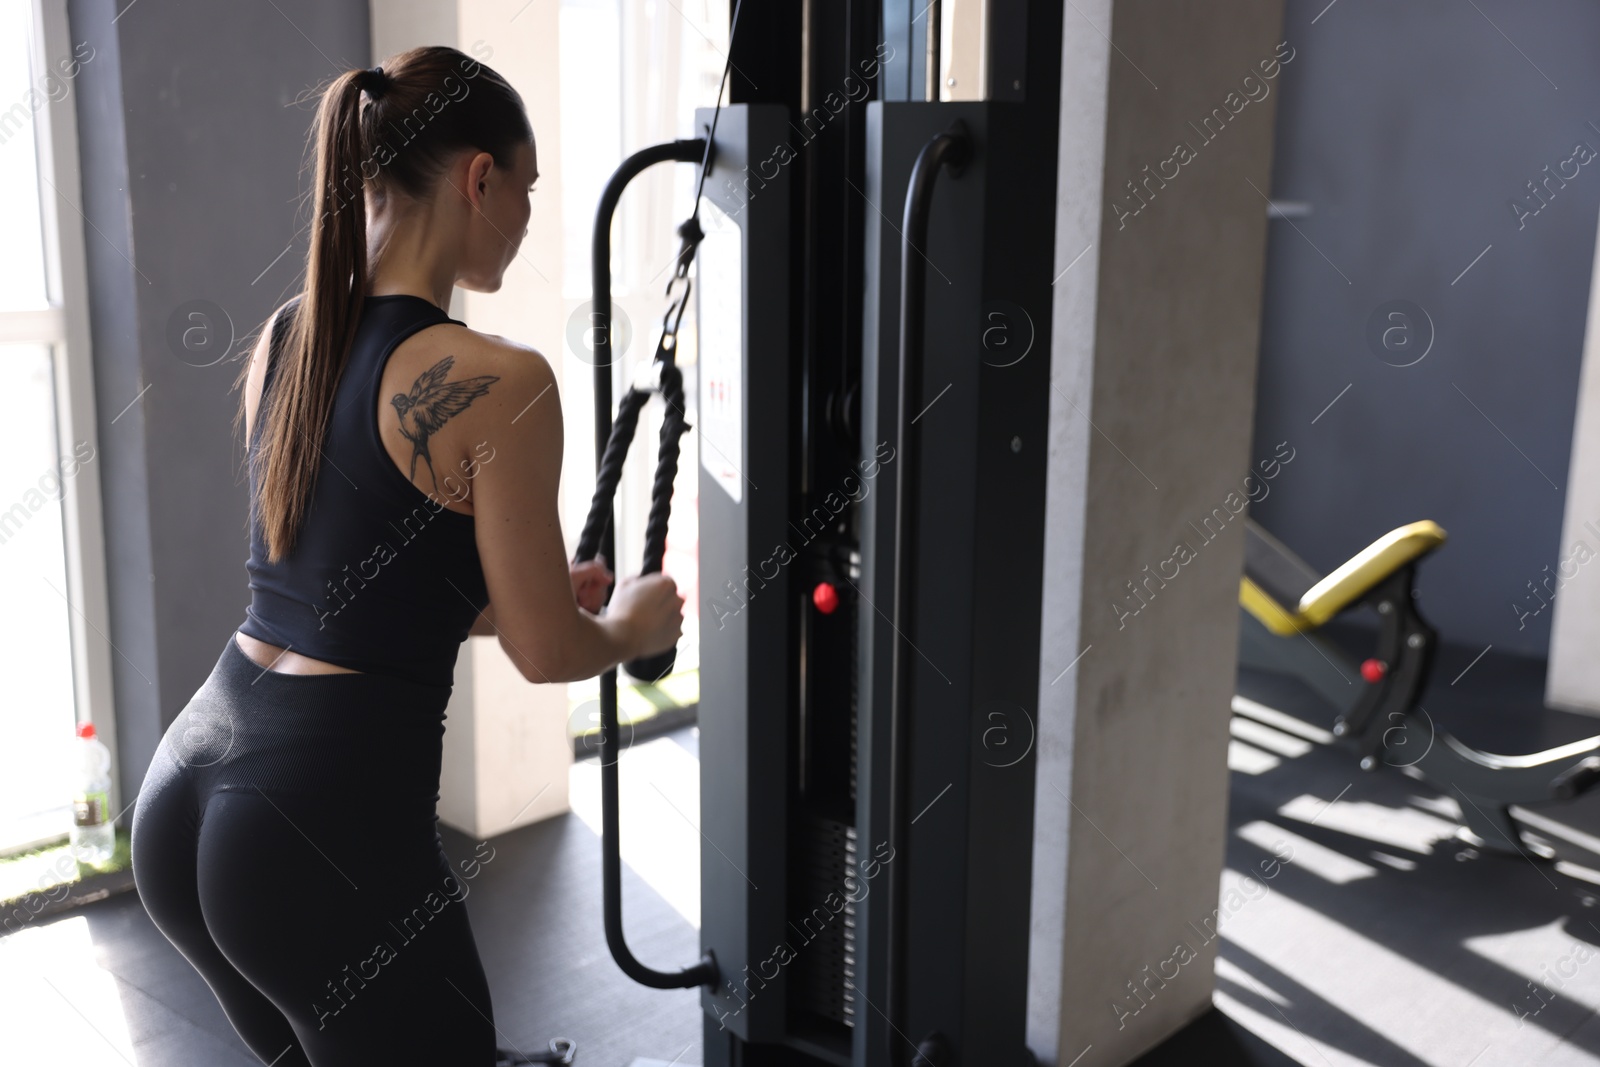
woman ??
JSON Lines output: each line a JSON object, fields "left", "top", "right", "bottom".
{"left": 129, "top": 46, "right": 684, "bottom": 1066}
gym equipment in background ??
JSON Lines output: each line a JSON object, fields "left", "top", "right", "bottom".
{"left": 1238, "top": 517, "right": 1600, "bottom": 856}
{"left": 568, "top": 0, "right": 1066, "bottom": 1062}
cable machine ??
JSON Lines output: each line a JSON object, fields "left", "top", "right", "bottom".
{"left": 577, "top": 2, "right": 1065, "bottom": 1063}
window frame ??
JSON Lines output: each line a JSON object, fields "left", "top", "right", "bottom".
{"left": 2, "top": 0, "right": 120, "bottom": 838}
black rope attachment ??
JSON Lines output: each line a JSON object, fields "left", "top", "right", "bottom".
{"left": 574, "top": 349, "right": 693, "bottom": 682}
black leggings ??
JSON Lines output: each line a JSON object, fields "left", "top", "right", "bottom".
{"left": 131, "top": 632, "right": 498, "bottom": 1066}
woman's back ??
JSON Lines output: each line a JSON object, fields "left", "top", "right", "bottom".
{"left": 238, "top": 293, "right": 494, "bottom": 687}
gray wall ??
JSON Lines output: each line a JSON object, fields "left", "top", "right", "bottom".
{"left": 69, "top": 0, "right": 370, "bottom": 804}
{"left": 1250, "top": 0, "right": 1600, "bottom": 658}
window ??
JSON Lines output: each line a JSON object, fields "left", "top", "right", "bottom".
{"left": 0, "top": 0, "right": 113, "bottom": 855}
{"left": 559, "top": 0, "right": 729, "bottom": 724}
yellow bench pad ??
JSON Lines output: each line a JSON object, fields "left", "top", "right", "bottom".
{"left": 1240, "top": 520, "right": 1447, "bottom": 634}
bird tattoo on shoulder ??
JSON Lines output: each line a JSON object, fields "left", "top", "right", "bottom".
{"left": 390, "top": 355, "right": 500, "bottom": 494}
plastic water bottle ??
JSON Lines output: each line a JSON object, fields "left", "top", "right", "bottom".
{"left": 71, "top": 723, "right": 114, "bottom": 865}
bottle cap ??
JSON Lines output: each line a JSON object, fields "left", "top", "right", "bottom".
{"left": 76, "top": 722, "right": 96, "bottom": 739}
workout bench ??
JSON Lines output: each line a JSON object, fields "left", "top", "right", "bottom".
{"left": 1238, "top": 518, "right": 1600, "bottom": 856}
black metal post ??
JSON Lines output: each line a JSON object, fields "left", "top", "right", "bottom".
{"left": 584, "top": 136, "right": 716, "bottom": 990}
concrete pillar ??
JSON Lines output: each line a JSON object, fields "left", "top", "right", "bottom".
{"left": 372, "top": 0, "right": 571, "bottom": 834}
{"left": 68, "top": 0, "right": 370, "bottom": 807}
{"left": 1027, "top": 2, "right": 1284, "bottom": 1063}
{"left": 1547, "top": 209, "right": 1600, "bottom": 717}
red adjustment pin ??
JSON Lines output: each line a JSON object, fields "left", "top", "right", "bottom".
{"left": 1360, "top": 659, "right": 1387, "bottom": 684}
{"left": 813, "top": 581, "right": 840, "bottom": 615}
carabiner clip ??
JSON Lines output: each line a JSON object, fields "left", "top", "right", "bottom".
{"left": 669, "top": 215, "right": 705, "bottom": 287}
{"left": 658, "top": 280, "right": 693, "bottom": 354}
{"left": 657, "top": 215, "right": 704, "bottom": 355}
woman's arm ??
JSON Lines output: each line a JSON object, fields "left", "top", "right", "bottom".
{"left": 470, "top": 556, "right": 613, "bottom": 638}
{"left": 468, "top": 602, "right": 496, "bottom": 638}
{"left": 461, "top": 339, "right": 643, "bottom": 683}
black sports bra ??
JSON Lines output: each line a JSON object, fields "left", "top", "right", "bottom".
{"left": 237, "top": 294, "right": 489, "bottom": 688}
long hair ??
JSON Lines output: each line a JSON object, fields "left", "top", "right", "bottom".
{"left": 234, "top": 46, "right": 532, "bottom": 564}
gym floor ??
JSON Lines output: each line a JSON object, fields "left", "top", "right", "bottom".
{"left": 7, "top": 639, "right": 1600, "bottom": 1066}
{"left": 1141, "top": 634, "right": 1600, "bottom": 1067}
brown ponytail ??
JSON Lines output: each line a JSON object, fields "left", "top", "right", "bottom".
{"left": 234, "top": 46, "right": 532, "bottom": 564}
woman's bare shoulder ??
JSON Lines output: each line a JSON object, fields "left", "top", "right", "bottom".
{"left": 378, "top": 323, "right": 559, "bottom": 467}
{"left": 373, "top": 324, "right": 561, "bottom": 512}
{"left": 391, "top": 322, "right": 555, "bottom": 388}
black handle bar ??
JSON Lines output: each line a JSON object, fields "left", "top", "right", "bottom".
{"left": 884, "top": 121, "right": 971, "bottom": 1065}
{"left": 575, "top": 136, "right": 717, "bottom": 991}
